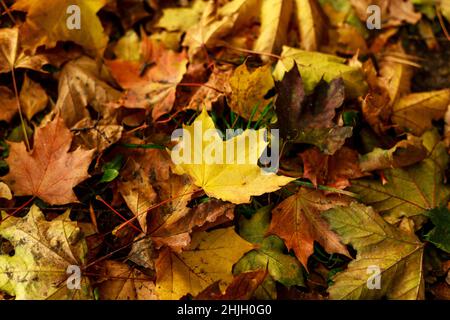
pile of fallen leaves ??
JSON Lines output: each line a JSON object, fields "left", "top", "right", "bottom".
{"left": 0, "top": 0, "right": 450, "bottom": 300}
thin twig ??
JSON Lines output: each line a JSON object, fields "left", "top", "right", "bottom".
{"left": 0, "top": 0, "right": 15, "bottom": 23}
{"left": 436, "top": 4, "right": 450, "bottom": 41}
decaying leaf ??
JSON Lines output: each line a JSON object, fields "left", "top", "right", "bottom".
{"left": 155, "top": 227, "right": 253, "bottom": 299}
{"left": 0, "top": 205, "right": 92, "bottom": 299}
{"left": 171, "top": 108, "right": 295, "bottom": 204}
{"left": 4, "top": 116, "right": 94, "bottom": 205}
{"left": 323, "top": 202, "right": 425, "bottom": 300}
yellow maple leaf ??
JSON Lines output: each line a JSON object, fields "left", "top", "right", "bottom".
{"left": 170, "top": 108, "right": 295, "bottom": 204}
{"left": 228, "top": 63, "right": 274, "bottom": 120}
{"left": 12, "top": 0, "right": 108, "bottom": 55}
{"left": 155, "top": 227, "right": 253, "bottom": 299}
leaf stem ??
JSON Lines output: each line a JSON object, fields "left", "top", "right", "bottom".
{"left": 11, "top": 69, "right": 31, "bottom": 151}
{"left": 293, "top": 180, "right": 359, "bottom": 198}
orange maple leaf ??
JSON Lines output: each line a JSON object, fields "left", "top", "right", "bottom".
{"left": 106, "top": 38, "right": 188, "bottom": 120}
{"left": 4, "top": 116, "right": 94, "bottom": 205}
{"left": 268, "top": 189, "right": 351, "bottom": 269}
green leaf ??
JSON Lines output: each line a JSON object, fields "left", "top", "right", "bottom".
{"left": 234, "top": 206, "right": 305, "bottom": 288}
{"left": 350, "top": 130, "right": 450, "bottom": 226}
{"left": 273, "top": 46, "right": 367, "bottom": 98}
{"left": 100, "top": 155, "right": 123, "bottom": 183}
{"left": 0, "top": 205, "right": 93, "bottom": 299}
{"left": 323, "top": 202, "right": 425, "bottom": 300}
{"left": 0, "top": 140, "right": 9, "bottom": 157}
{"left": 425, "top": 206, "right": 450, "bottom": 253}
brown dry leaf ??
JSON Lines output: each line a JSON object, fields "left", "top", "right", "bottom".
{"left": 96, "top": 260, "right": 157, "bottom": 300}
{"left": 19, "top": 74, "right": 48, "bottom": 120}
{"left": 128, "top": 235, "right": 156, "bottom": 270}
{"left": 350, "top": 0, "right": 421, "bottom": 27}
{"left": 195, "top": 269, "right": 267, "bottom": 300}
{"left": 107, "top": 38, "right": 188, "bottom": 120}
{"left": 0, "top": 27, "right": 49, "bottom": 73}
{"left": 3, "top": 116, "right": 94, "bottom": 205}
{"left": 54, "top": 56, "right": 121, "bottom": 128}
{"left": 186, "top": 67, "right": 232, "bottom": 111}
{"left": 361, "top": 59, "right": 392, "bottom": 134}
{"left": 431, "top": 283, "right": 450, "bottom": 300}
{"left": 105, "top": 0, "right": 151, "bottom": 30}
{"left": 388, "top": 0, "right": 421, "bottom": 25}
{"left": 300, "top": 146, "right": 365, "bottom": 189}
{"left": 268, "top": 189, "right": 350, "bottom": 268}
{"left": 0, "top": 86, "right": 17, "bottom": 123}
{"left": 117, "top": 146, "right": 196, "bottom": 241}
{"left": 362, "top": 42, "right": 414, "bottom": 135}
{"left": 228, "top": 63, "right": 274, "bottom": 120}
{"left": 118, "top": 159, "right": 158, "bottom": 233}
{"left": 331, "top": 24, "right": 368, "bottom": 55}
{"left": 71, "top": 118, "right": 123, "bottom": 154}
{"left": 117, "top": 144, "right": 232, "bottom": 252}
{"left": 378, "top": 42, "right": 413, "bottom": 103}
{"left": 359, "top": 135, "right": 428, "bottom": 172}
{"left": 150, "top": 199, "right": 235, "bottom": 252}
{"left": 370, "top": 28, "right": 399, "bottom": 54}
